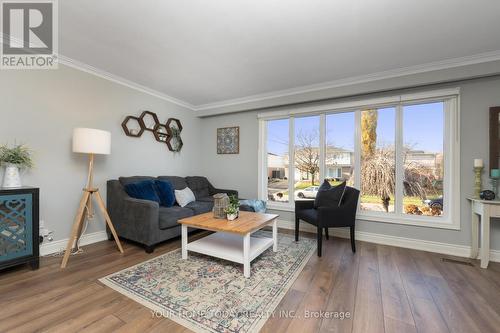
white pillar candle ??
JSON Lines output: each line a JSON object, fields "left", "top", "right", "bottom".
{"left": 474, "top": 159, "right": 484, "bottom": 168}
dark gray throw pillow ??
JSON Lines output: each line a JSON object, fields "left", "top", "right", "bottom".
{"left": 313, "top": 180, "right": 347, "bottom": 209}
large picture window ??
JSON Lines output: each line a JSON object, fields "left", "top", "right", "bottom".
{"left": 259, "top": 89, "right": 460, "bottom": 229}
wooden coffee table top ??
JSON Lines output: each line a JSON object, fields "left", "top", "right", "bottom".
{"left": 178, "top": 211, "right": 279, "bottom": 235}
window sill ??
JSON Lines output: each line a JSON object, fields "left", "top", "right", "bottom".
{"left": 266, "top": 203, "right": 295, "bottom": 212}
{"left": 356, "top": 213, "right": 460, "bottom": 230}
{"left": 265, "top": 202, "right": 460, "bottom": 230}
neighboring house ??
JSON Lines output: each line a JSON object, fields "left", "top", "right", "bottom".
{"left": 405, "top": 150, "right": 443, "bottom": 178}
{"left": 325, "top": 147, "right": 353, "bottom": 180}
{"left": 267, "top": 153, "right": 287, "bottom": 179}
{"left": 272, "top": 146, "right": 354, "bottom": 181}
{"left": 270, "top": 148, "right": 442, "bottom": 182}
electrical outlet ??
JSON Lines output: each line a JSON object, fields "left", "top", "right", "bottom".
{"left": 39, "top": 220, "right": 54, "bottom": 241}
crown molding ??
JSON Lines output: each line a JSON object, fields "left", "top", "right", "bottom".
{"left": 193, "top": 49, "right": 500, "bottom": 114}
{"left": 1, "top": 33, "right": 195, "bottom": 109}
{"left": 57, "top": 55, "right": 196, "bottom": 110}
{"left": 3, "top": 31, "right": 500, "bottom": 115}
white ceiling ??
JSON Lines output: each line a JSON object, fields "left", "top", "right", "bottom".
{"left": 60, "top": 0, "right": 500, "bottom": 109}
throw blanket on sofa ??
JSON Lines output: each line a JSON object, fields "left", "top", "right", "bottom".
{"left": 239, "top": 199, "right": 267, "bottom": 213}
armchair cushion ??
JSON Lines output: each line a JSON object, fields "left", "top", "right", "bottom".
{"left": 314, "top": 180, "right": 346, "bottom": 209}
{"left": 295, "top": 208, "right": 318, "bottom": 225}
{"left": 124, "top": 180, "right": 161, "bottom": 204}
{"left": 154, "top": 180, "right": 175, "bottom": 207}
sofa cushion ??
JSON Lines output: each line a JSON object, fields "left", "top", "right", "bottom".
{"left": 185, "top": 201, "right": 214, "bottom": 215}
{"left": 175, "top": 187, "right": 196, "bottom": 207}
{"left": 119, "top": 176, "right": 155, "bottom": 186}
{"left": 123, "top": 180, "right": 160, "bottom": 203}
{"left": 197, "top": 196, "right": 215, "bottom": 203}
{"left": 154, "top": 180, "right": 175, "bottom": 207}
{"left": 185, "top": 176, "right": 210, "bottom": 199}
{"left": 157, "top": 176, "right": 188, "bottom": 190}
{"left": 158, "top": 206, "right": 194, "bottom": 230}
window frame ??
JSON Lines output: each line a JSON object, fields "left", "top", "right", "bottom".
{"left": 258, "top": 88, "right": 460, "bottom": 230}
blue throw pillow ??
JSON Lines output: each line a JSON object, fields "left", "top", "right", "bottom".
{"left": 124, "top": 180, "right": 160, "bottom": 203}
{"left": 154, "top": 180, "right": 175, "bottom": 207}
{"left": 313, "top": 180, "right": 346, "bottom": 209}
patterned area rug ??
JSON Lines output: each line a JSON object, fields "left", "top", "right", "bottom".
{"left": 100, "top": 231, "right": 315, "bottom": 333}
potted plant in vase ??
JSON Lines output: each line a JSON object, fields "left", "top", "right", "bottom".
{"left": 225, "top": 195, "right": 239, "bottom": 221}
{"left": 0, "top": 144, "right": 34, "bottom": 188}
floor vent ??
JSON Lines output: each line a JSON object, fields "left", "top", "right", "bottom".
{"left": 441, "top": 258, "right": 474, "bottom": 266}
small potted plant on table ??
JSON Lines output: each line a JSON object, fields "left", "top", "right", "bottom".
{"left": 225, "top": 195, "right": 239, "bottom": 221}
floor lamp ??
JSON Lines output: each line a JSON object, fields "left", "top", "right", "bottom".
{"left": 61, "top": 128, "right": 124, "bottom": 268}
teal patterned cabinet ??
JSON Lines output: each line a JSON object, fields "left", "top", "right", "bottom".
{"left": 0, "top": 187, "right": 39, "bottom": 271}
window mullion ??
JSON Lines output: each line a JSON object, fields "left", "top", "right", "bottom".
{"left": 319, "top": 113, "right": 326, "bottom": 184}
{"left": 395, "top": 104, "right": 404, "bottom": 215}
{"left": 354, "top": 110, "right": 361, "bottom": 190}
{"left": 258, "top": 120, "right": 267, "bottom": 201}
{"left": 289, "top": 117, "right": 295, "bottom": 207}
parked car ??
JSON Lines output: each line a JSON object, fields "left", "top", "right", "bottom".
{"left": 423, "top": 197, "right": 443, "bottom": 209}
{"left": 295, "top": 186, "right": 319, "bottom": 199}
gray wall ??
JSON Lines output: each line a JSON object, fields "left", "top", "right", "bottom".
{"left": 199, "top": 76, "right": 500, "bottom": 250}
{"left": 0, "top": 65, "right": 201, "bottom": 241}
{"left": 2, "top": 64, "right": 500, "bottom": 251}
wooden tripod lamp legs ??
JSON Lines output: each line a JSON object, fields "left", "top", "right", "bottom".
{"left": 95, "top": 191, "right": 124, "bottom": 254}
{"left": 61, "top": 189, "right": 123, "bottom": 269}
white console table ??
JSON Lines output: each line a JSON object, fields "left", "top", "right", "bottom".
{"left": 468, "top": 198, "right": 500, "bottom": 268}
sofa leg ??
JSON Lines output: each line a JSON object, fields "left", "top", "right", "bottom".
{"left": 295, "top": 216, "right": 299, "bottom": 241}
{"left": 350, "top": 226, "right": 356, "bottom": 253}
{"left": 324, "top": 227, "right": 329, "bottom": 240}
{"left": 317, "top": 226, "right": 322, "bottom": 257}
{"left": 144, "top": 245, "right": 155, "bottom": 254}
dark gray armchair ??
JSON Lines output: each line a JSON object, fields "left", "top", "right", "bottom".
{"left": 107, "top": 176, "right": 238, "bottom": 253}
{"left": 295, "top": 187, "right": 360, "bottom": 257}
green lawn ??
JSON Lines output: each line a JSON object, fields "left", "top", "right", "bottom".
{"left": 294, "top": 181, "right": 320, "bottom": 190}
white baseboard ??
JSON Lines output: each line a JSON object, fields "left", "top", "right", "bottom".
{"left": 277, "top": 219, "right": 500, "bottom": 263}
{"left": 40, "top": 230, "right": 108, "bottom": 256}
{"left": 39, "top": 221, "right": 500, "bottom": 264}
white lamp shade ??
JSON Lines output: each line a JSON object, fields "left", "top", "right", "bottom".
{"left": 72, "top": 128, "right": 111, "bottom": 155}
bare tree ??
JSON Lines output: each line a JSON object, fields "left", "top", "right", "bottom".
{"left": 295, "top": 130, "right": 320, "bottom": 186}
{"left": 361, "top": 145, "right": 438, "bottom": 212}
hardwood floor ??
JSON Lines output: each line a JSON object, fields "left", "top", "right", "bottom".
{"left": 1, "top": 230, "right": 500, "bottom": 333}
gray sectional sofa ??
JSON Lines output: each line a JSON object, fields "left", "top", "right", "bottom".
{"left": 107, "top": 176, "right": 238, "bottom": 253}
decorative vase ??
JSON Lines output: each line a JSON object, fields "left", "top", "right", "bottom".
{"left": 2, "top": 164, "right": 22, "bottom": 188}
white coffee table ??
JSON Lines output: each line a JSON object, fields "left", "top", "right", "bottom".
{"left": 178, "top": 211, "right": 279, "bottom": 278}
